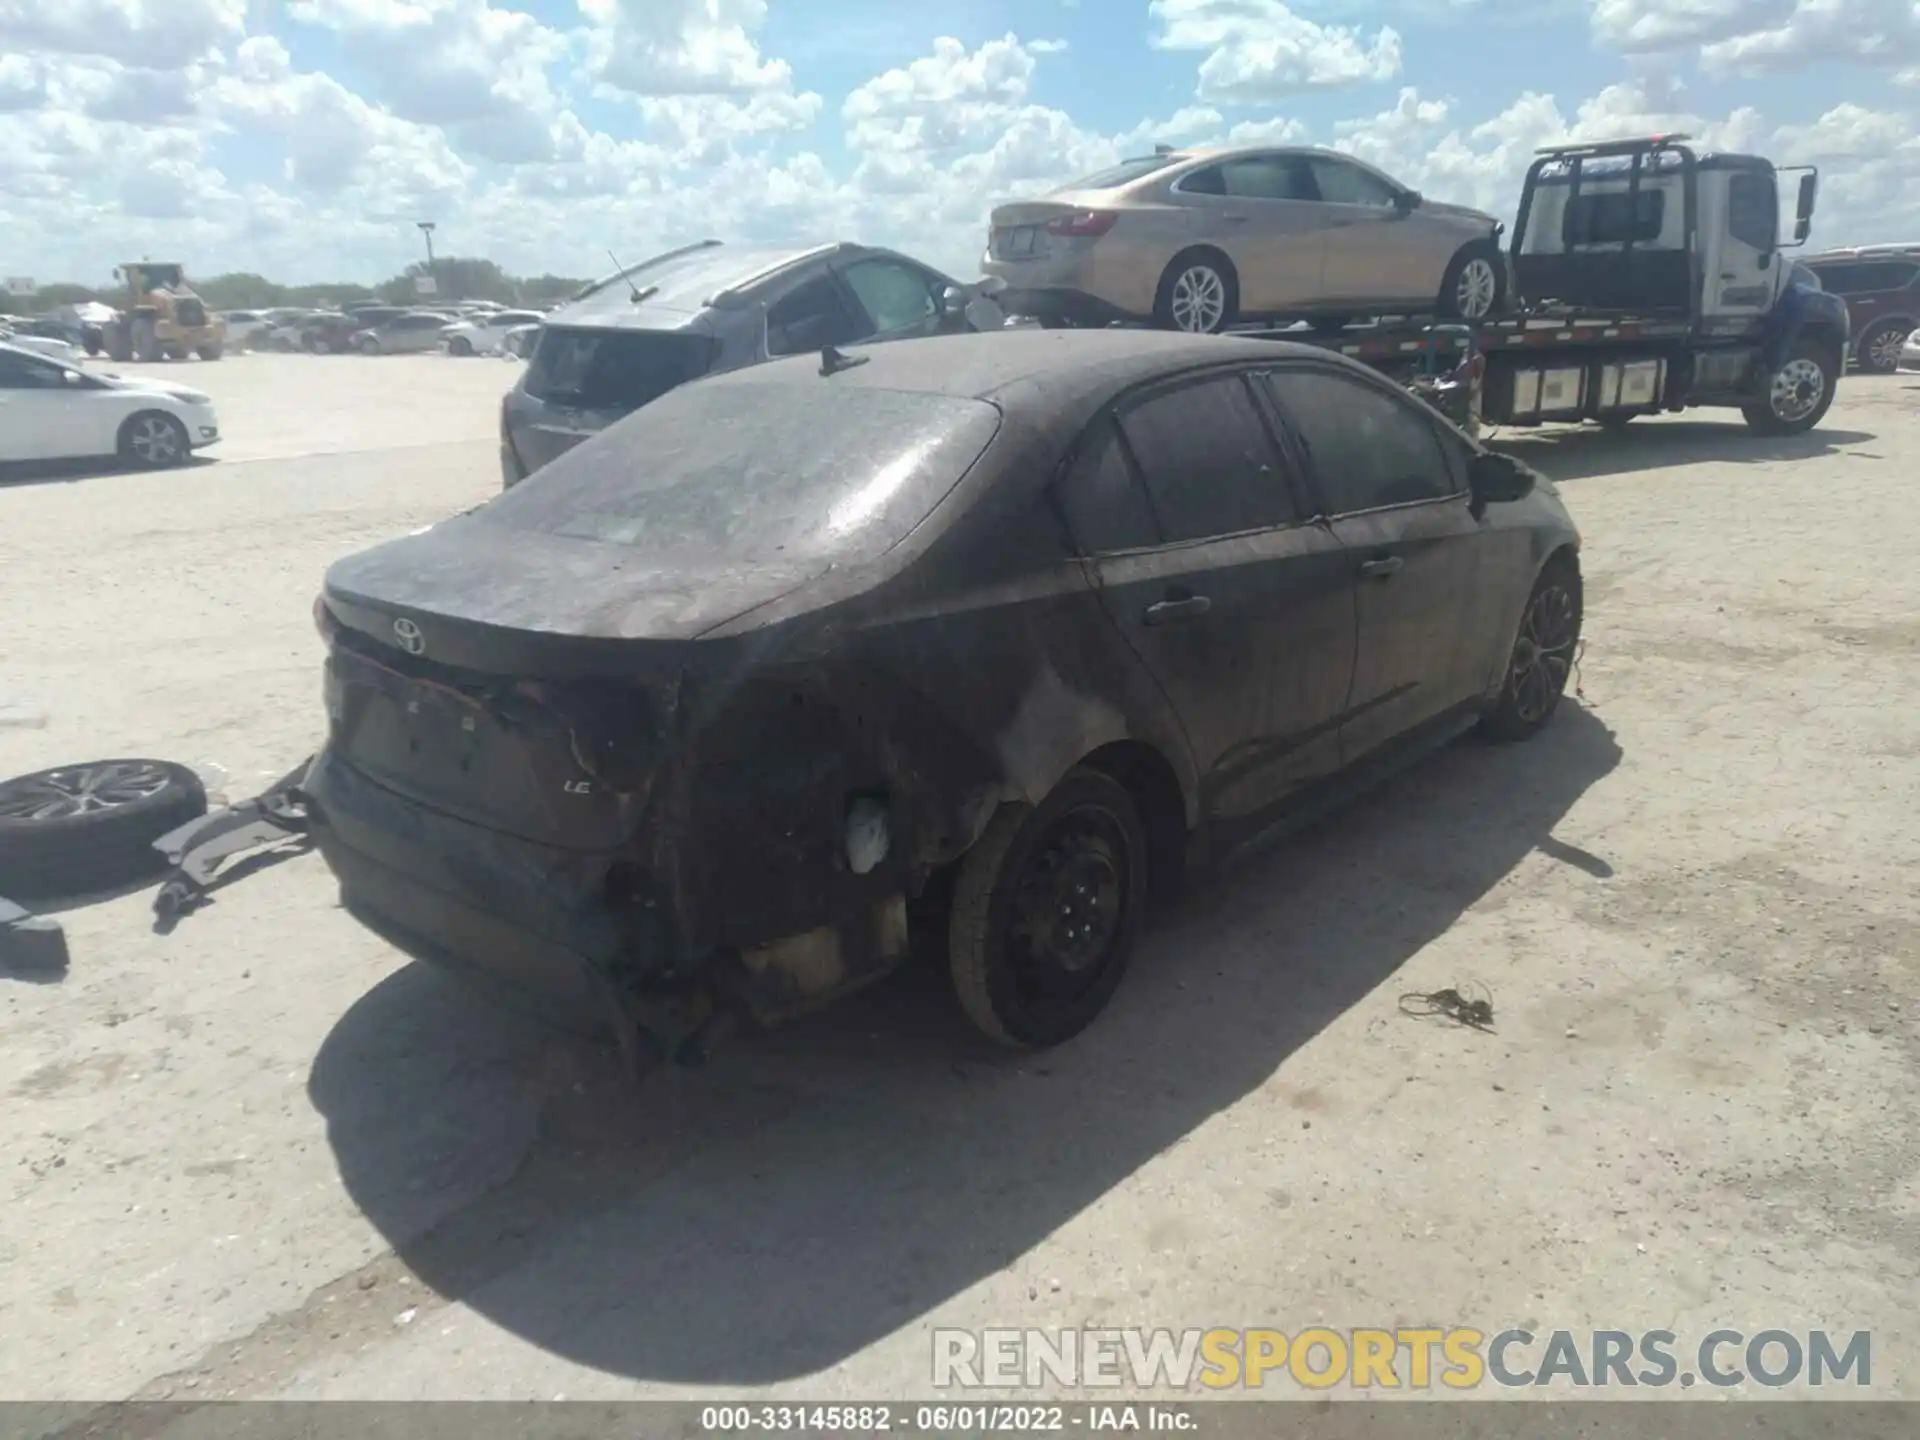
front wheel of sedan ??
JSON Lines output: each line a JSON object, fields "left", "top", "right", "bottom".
{"left": 948, "top": 767, "right": 1149, "bottom": 1048}
{"left": 1153, "top": 251, "right": 1238, "bottom": 334}
{"left": 1438, "top": 242, "right": 1506, "bottom": 321}
{"left": 1480, "top": 556, "right": 1583, "bottom": 742}
{"left": 118, "top": 411, "right": 191, "bottom": 469}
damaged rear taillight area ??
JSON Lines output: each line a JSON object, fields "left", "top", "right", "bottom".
{"left": 322, "top": 627, "right": 677, "bottom": 852}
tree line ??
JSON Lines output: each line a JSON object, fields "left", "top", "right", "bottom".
{"left": 1, "top": 257, "right": 591, "bottom": 315}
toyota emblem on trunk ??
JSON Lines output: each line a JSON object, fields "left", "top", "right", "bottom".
{"left": 392, "top": 617, "right": 426, "bottom": 655}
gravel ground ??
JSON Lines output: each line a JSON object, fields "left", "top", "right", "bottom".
{"left": 1, "top": 355, "right": 1915, "bottom": 1406}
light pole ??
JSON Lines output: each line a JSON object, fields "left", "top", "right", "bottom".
{"left": 416, "top": 221, "right": 438, "bottom": 298}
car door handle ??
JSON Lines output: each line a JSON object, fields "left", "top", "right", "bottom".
{"left": 1143, "top": 594, "right": 1212, "bottom": 626}
{"left": 1359, "top": 556, "right": 1404, "bottom": 579}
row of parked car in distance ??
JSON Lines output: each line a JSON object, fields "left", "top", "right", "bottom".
{"left": 219, "top": 300, "right": 546, "bottom": 357}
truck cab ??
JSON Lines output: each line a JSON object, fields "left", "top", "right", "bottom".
{"left": 1480, "top": 134, "right": 1847, "bottom": 434}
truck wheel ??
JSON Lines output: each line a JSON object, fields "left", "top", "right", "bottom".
{"left": 1153, "top": 250, "right": 1238, "bottom": 334}
{"left": 1439, "top": 242, "right": 1506, "bottom": 320}
{"left": 947, "top": 768, "right": 1149, "bottom": 1048}
{"left": 1742, "top": 339, "right": 1839, "bottom": 436}
{"left": 1853, "top": 319, "right": 1910, "bottom": 375}
{"left": 0, "top": 760, "right": 206, "bottom": 898}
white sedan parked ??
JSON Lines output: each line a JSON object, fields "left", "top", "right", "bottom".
{"left": 438, "top": 309, "right": 546, "bottom": 356}
{"left": 0, "top": 341, "right": 220, "bottom": 468}
{"left": 0, "top": 331, "right": 86, "bottom": 365}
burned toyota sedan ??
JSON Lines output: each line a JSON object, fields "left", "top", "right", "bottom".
{"left": 309, "top": 328, "right": 1580, "bottom": 1062}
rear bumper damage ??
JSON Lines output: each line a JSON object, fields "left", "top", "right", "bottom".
{"left": 305, "top": 741, "right": 922, "bottom": 1068}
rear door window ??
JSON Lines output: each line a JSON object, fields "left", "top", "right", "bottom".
{"left": 1116, "top": 374, "right": 1298, "bottom": 541}
{"left": 523, "top": 328, "right": 719, "bottom": 410}
{"left": 766, "top": 275, "right": 869, "bottom": 356}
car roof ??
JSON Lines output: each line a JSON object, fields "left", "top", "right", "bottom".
{"left": 548, "top": 240, "right": 883, "bottom": 331}
{"left": 1807, "top": 244, "right": 1920, "bottom": 261}
{"left": 690, "top": 327, "right": 1362, "bottom": 412}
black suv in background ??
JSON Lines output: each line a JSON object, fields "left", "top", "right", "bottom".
{"left": 1803, "top": 244, "right": 1920, "bottom": 373}
{"left": 497, "top": 239, "right": 1006, "bottom": 487}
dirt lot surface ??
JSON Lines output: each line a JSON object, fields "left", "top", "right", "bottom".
{"left": 1, "top": 354, "right": 1916, "bottom": 1406}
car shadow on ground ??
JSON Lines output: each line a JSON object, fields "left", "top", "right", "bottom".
{"left": 1488, "top": 422, "right": 1874, "bottom": 483}
{"left": 0, "top": 455, "right": 217, "bottom": 487}
{"left": 309, "top": 703, "right": 1621, "bottom": 1385}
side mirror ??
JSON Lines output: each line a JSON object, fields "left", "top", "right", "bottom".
{"left": 1469, "top": 450, "right": 1536, "bottom": 507}
{"left": 1395, "top": 189, "right": 1423, "bottom": 215}
{"left": 1795, "top": 173, "right": 1817, "bottom": 226}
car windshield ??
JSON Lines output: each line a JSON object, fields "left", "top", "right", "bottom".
{"left": 480, "top": 379, "right": 1002, "bottom": 567}
{"left": 1065, "top": 155, "right": 1179, "bottom": 189}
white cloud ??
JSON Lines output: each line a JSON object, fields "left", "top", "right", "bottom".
{"left": 285, "top": 0, "right": 570, "bottom": 164}
{"left": 580, "top": 0, "right": 793, "bottom": 96}
{"left": 0, "top": 0, "right": 245, "bottom": 70}
{"left": 1594, "top": 0, "right": 1920, "bottom": 76}
{"left": 1149, "top": 0, "right": 1402, "bottom": 102}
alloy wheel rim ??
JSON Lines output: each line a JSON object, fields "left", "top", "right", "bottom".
{"left": 132, "top": 418, "right": 180, "bottom": 463}
{"left": 1508, "top": 585, "right": 1577, "bottom": 723}
{"left": 1869, "top": 329, "right": 1905, "bottom": 369}
{"left": 1457, "top": 258, "right": 1498, "bottom": 318}
{"left": 0, "top": 761, "right": 172, "bottom": 822}
{"left": 1170, "top": 267, "right": 1226, "bottom": 332}
{"left": 1769, "top": 357, "right": 1824, "bottom": 422}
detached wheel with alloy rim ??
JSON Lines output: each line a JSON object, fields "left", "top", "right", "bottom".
{"left": 1153, "top": 251, "right": 1238, "bottom": 334}
{"left": 948, "top": 767, "right": 1149, "bottom": 1048}
{"left": 1481, "top": 557, "right": 1583, "bottom": 743}
{"left": 1742, "top": 339, "right": 1839, "bottom": 436}
{"left": 118, "top": 411, "right": 190, "bottom": 469}
{"left": 1439, "top": 242, "right": 1506, "bottom": 321}
{"left": 0, "top": 759, "right": 206, "bottom": 898}
{"left": 1854, "top": 319, "right": 1910, "bottom": 375}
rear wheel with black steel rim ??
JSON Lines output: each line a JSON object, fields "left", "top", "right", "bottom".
{"left": 948, "top": 768, "right": 1149, "bottom": 1048}
{"left": 1741, "top": 338, "right": 1839, "bottom": 436}
{"left": 1481, "top": 558, "right": 1583, "bottom": 742}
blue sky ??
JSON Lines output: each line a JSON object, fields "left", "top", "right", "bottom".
{"left": 3, "top": 0, "right": 1918, "bottom": 284}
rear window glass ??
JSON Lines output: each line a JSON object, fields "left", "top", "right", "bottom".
{"left": 1563, "top": 190, "right": 1665, "bottom": 246}
{"left": 1066, "top": 156, "right": 1178, "bottom": 190}
{"left": 523, "top": 328, "right": 719, "bottom": 410}
{"left": 480, "top": 382, "right": 1002, "bottom": 567}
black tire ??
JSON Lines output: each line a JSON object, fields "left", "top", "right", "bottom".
{"left": 1595, "top": 412, "right": 1635, "bottom": 429}
{"left": 448, "top": 336, "right": 474, "bottom": 356}
{"left": 1854, "top": 319, "right": 1910, "bottom": 376}
{"left": 358, "top": 336, "right": 380, "bottom": 355}
{"left": 1438, "top": 241, "right": 1507, "bottom": 321}
{"left": 117, "top": 411, "right": 191, "bottom": 468}
{"left": 0, "top": 760, "right": 206, "bottom": 898}
{"left": 1153, "top": 250, "right": 1239, "bottom": 334}
{"left": 197, "top": 343, "right": 223, "bottom": 360}
{"left": 1742, "top": 337, "right": 1840, "bottom": 436}
{"left": 948, "top": 767, "right": 1149, "bottom": 1048}
{"left": 1480, "top": 555, "right": 1583, "bottom": 743}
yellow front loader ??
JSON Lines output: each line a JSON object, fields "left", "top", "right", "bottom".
{"left": 101, "top": 262, "right": 226, "bottom": 362}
